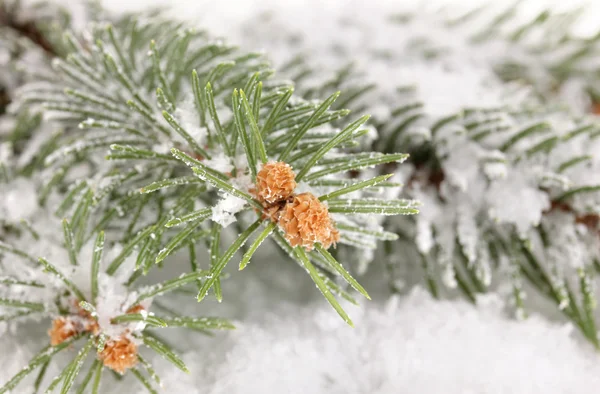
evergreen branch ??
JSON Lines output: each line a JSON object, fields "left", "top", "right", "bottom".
{"left": 55, "top": 181, "right": 87, "bottom": 217}
{"left": 252, "top": 82, "right": 262, "bottom": 124}
{"left": 271, "top": 231, "right": 359, "bottom": 306}
{"left": 71, "top": 189, "right": 92, "bottom": 249}
{"left": 150, "top": 40, "right": 174, "bottom": 106}
{"left": 309, "top": 179, "right": 402, "bottom": 188}
{"left": 44, "top": 368, "right": 64, "bottom": 393}
{"left": 34, "top": 360, "right": 51, "bottom": 394}
{"left": 189, "top": 69, "right": 207, "bottom": 129}
{"left": 557, "top": 155, "right": 592, "bottom": 173}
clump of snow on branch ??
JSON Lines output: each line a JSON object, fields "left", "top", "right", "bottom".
{"left": 211, "top": 171, "right": 252, "bottom": 227}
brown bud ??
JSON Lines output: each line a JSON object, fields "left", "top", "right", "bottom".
{"left": 255, "top": 162, "right": 297, "bottom": 204}
{"left": 278, "top": 192, "right": 340, "bottom": 251}
{"left": 48, "top": 317, "right": 78, "bottom": 346}
{"left": 99, "top": 336, "right": 138, "bottom": 374}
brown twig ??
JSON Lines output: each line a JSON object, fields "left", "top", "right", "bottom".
{"left": 0, "top": 6, "right": 56, "bottom": 56}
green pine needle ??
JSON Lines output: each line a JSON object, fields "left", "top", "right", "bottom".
{"left": 319, "top": 174, "right": 394, "bottom": 201}
{"left": 0, "top": 298, "right": 45, "bottom": 311}
{"left": 111, "top": 313, "right": 169, "bottom": 327}
{"left": 0, "top": 337, "right": 80, "bottom": 394}
{"left": 197, "top": 219, "right": 261, "bottom": 301}
{"left": 91, "top": 231, "right": 104, "bottom": 302}
{"left": 315, "top": 244, "right": 371, "bottom": 300}
{"left": 61, "top": 219, "right": 78, "bottom": 266}
{"left": 142, "top": 334, "right": 189, "bottom": 373}
{"left": 239, "top": 222, "right": 277, "bottom": 270}
{"left": 60, "top": 338, "right": 95, "bottom": 394}
{"left": 132, "top": 270, "right": 209, "bottom": 306}
{"left": 293, "top": 247, "right": 354, "bottom": 327}
{"left": 279, "top": 91, "right": 340, "bottom": 161}
{"left": 38, "top": 257, "right": 87, "bottom": 302}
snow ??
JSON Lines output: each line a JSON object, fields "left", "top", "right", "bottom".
{"left": 174, "top": 95, "right": 208, "bottom": 147}
{"left": 210, "top": 170, "right": 251, "bottom": 227}
{"left": 0, "top": 177, "right": 39, "bottom": 223}
{"left": 4, "top": 281, "right": 600, "bottom": 393}
{"left": 135, "top": 289, "right": 600, "bottom": 394}
{"left": 486, "top": 165, "right": 551, "bottom": 235}
{"left": 211, "top": 193, "right": 247, "bottom": 227}
{"left": 204, "top": 152, "right": 234, "bottom": 174}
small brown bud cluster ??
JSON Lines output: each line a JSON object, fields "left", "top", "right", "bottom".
{"left": 98, "top": 336, "right": 138, "bottom": 374}
{"left": 48, "top": 317, "right": 78, "bottom": 346}
{"left": 48, "top": 302, "right": 145, "bottom": 374}
{"left": 278, "top": 193, "right": 340, "bottom": 250}
{"left": 254, "top": 162, "right": 339, "bottom": 250}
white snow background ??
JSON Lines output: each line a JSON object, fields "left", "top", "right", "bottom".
{"left": 3, "top": 0, "right": 600, "bottom": 393}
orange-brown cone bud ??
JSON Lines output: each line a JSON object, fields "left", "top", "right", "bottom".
{"left": 255, "top": 162, "right": 297, "bottom": 204}
{"left": 278, "top": 192, "right": 340, "bottom": 251}
{"left": 48, "top": 317, "right": 78, "bottom": 346}
{"left": 99, "top": 336, "right": 138, "bottom": 374}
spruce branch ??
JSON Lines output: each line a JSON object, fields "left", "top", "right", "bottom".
{"left": 0, "top": 221, "right": 233, "bottom": 393}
